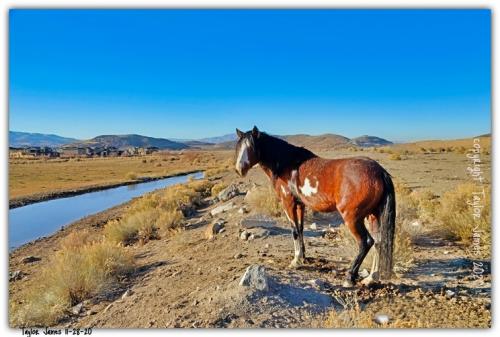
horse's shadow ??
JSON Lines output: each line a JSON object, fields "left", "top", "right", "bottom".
{"left": 403, "top": 257, "right": 491, "bottom": 294}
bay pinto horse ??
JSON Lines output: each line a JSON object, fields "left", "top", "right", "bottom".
{"left": 234, "top": 126, "right": 396, "bottom": 287}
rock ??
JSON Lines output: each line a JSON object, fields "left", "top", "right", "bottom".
{"left": 445, "top": 290, "right": 456, "bottom": 298}
{"left": 265, "top": 243, "right": 270, "bottom": 249}
{"left": 121, "top": 289, "right": 134, "bottom": 299}
{"left": 239, "top": 265, "right": 271, "bottom": 291}
{"left": 240, "top": 217, "right": 277, "bottom": 229}
{"left": 374, "top": 314, "right": 390, "bottom": 325}
{"left": 21, "top": 255, "right": 41, "bottom": 264}
{"left": 307, "top": 279, "right": 329, "bottom": 290}
{"left": 9, "top": 270, "right": 24, "bottom": 281}
{"left": 218, "top": 184, "right": 239, "bottom": 202}
{"left": 238, "top": 207, "right": 248, "bottom": 214}
{"left": 240, "top": 231, "right": 250, "bottom": 241}
{"left": 71, "top": 303, "right": 84, "bottom": 315}
{"left": 310, "top": 223, "right": 318, "bottom": 230}
{"left": 248, "top": 228, "right": 270, "bottom": 239}
{"left": 205, "top": 220, "right": 226, "bottom": 240}
{"left": 234, "top": 253, "right": 244, "bottom": 259}
{"left": 210, "top": 202, "right": 235, "bottom": 216}
{"left": 248, "top": 234, "right": 255, "bottom": 241}
{"left": 410, "top": 220, "right": 421, "bottom": 228}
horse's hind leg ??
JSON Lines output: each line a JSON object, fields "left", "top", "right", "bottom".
{"left": 361, "top": 215, "right": 381, "bottom": 286}
{"left": 342, "top": 216, "right": 374, "bottom": 287}
{"left": 296, "top": 203, "right": 306, "bottom": 261}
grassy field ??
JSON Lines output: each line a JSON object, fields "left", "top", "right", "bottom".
{"left": 9, "top": 150, "right": 232, "bottom": 201}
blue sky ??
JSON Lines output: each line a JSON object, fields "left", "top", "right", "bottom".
{"left": 9, "top": 9, "right": 491, "bottom": 141}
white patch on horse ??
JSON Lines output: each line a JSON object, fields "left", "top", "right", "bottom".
{"left": 284, "top": 210, "right": 293, "bottom": 224}
{"left": 288, "top": 170, "right": 299, "bottom": 196}
{"left": 280, "top": 185, "right": 289, "bottom": 196}
{"left": 300, "top": 177, "right": 319, "bottom": 197}
{"left": 235, "top": 139, "right": 250, "bottom": 174}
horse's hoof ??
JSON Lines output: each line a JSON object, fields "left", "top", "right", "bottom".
{"left": 360, "top": 272, "right": 380, "bottom": 286}
{"left": 360, "top": 276, "right": 374, "bottom": 286}
{"left": 288, "top": 259, "right": 304, "bottom": 269}
{"left": 342, "top": 279, "right": 355, "bottom": 288}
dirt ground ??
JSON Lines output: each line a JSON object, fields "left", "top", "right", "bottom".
{"left": 8, "top": 149, "right": 491, "bottom": 328}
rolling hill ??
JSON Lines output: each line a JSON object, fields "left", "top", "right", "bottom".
{"left": 351, "top": 135, "right": 393, "bottom": 147}
{"left": 213, "top": 133, "right": 392, "bottom": 151}
{"left": 66, "top": 134, "right": 189, "bottom": 150}
{"left": 9, "top": 131, "right": 79, "bottom": 148}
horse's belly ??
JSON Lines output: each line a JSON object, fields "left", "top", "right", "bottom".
{"left": 300, "top": 194, "right": 337, "bottom": 213}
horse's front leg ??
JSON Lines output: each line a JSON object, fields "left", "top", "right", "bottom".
{"left": 282, "top": 198, "right": 305, "bottom": 268}
{"left": 296, "top": 202, "right": 306, "bottom": 262}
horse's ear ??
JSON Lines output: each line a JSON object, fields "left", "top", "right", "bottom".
{"left": 236, "top": 128, "right": 244, "bottom": 138}
{"left": 252, "top": 126, "right": 260, "bottom": 138}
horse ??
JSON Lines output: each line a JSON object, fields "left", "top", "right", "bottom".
{"left": 234, "top": 126, "right": 396, "bottom": 287}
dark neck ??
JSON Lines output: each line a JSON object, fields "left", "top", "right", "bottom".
{"left": 255, "top": 133, "right": 316, "bottom": 178}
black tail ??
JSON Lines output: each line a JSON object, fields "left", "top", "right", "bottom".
{"left": 378, "top": 170, "right": 396, "bottom": 280}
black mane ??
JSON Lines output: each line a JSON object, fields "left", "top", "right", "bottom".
{"left": 255, "top": 133, "right": 317, "bottom": 177}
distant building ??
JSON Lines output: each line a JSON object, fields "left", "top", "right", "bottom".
{"left": 60, "top": 146, "right": 88, "bottom": 157}
{"left": 9, "top": 146, "right": 59, "bottom": 158}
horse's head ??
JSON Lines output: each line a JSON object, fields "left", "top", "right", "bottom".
{"left": 234, "top": 126, "right": 260, "bottom": 177}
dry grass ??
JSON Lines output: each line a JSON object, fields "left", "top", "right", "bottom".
{"left": 126, "top": 171, "right": 138, "bottom": 180}
{"left": 211, "top": 182, "right": 228, "bottom": 197}
{"left": 245, "top": 185, "right": 283, "bottom": 218}
{"left": 434, "top": 183, "right": 491, "bottom": 256}
{"left": 388, "top": 153, "right": 402, "bottom": 160}
{"left": 11, "top": 235, "right": 133, "bottom": 327}
{"left": 104, "top": 179, "right": 213, "bottom": 244}
{"left": 388, "top": 135, "right": 491, "bottom": 155}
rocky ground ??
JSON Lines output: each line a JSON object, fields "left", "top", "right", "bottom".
{"left": 9, "top": 169, "right": 492, "bottom": 328}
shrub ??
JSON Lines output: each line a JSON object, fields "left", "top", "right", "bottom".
{"left": 211, "top": 182, "right": 227, "bottom": 197}
{"left": 126, "top": 172, "right": 138, "bottom": 180}
{"left": 435, "top": 183, "right": 491, "bottom": 255}
{"left": 12, "top": 238, "right": 133, "bottom": 327}
{"left": 107, "top": 179, "right": 213, "bottom": 244}
{"left": 205, "top": 166, "right": 229, "bottom": 178}
{"left": 389, "top": 153, "right": 402, "bottom": 160}
{"left": 245, "top": 185, "right": 282, "bottom": 217}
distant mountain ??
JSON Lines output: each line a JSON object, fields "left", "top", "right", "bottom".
{"left": 182, "top": 140, "right": 215, "bottom": 147}
{"left": 197, "top": 133, "right": 237, "bottom": 144}
{"left": 9, "top": 131, "right": 79, "bottom": 147}
{"left": 283, "top": 134, "right": 352, "bottom": 150}
{"left": 351, "top": 135, "right": 393, "bottom": 147}
{"left": 212, "top": 133, "right": 393, "bottom": 151}
{"left": 67, "top": 134, "right": 189, "bottom": 150}
{"left": 213, "top": 133, "right": 353, "bottom": 150}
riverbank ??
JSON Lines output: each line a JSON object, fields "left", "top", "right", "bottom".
{"left": 9, "top": 169, "right": 202, "bottom": 209}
